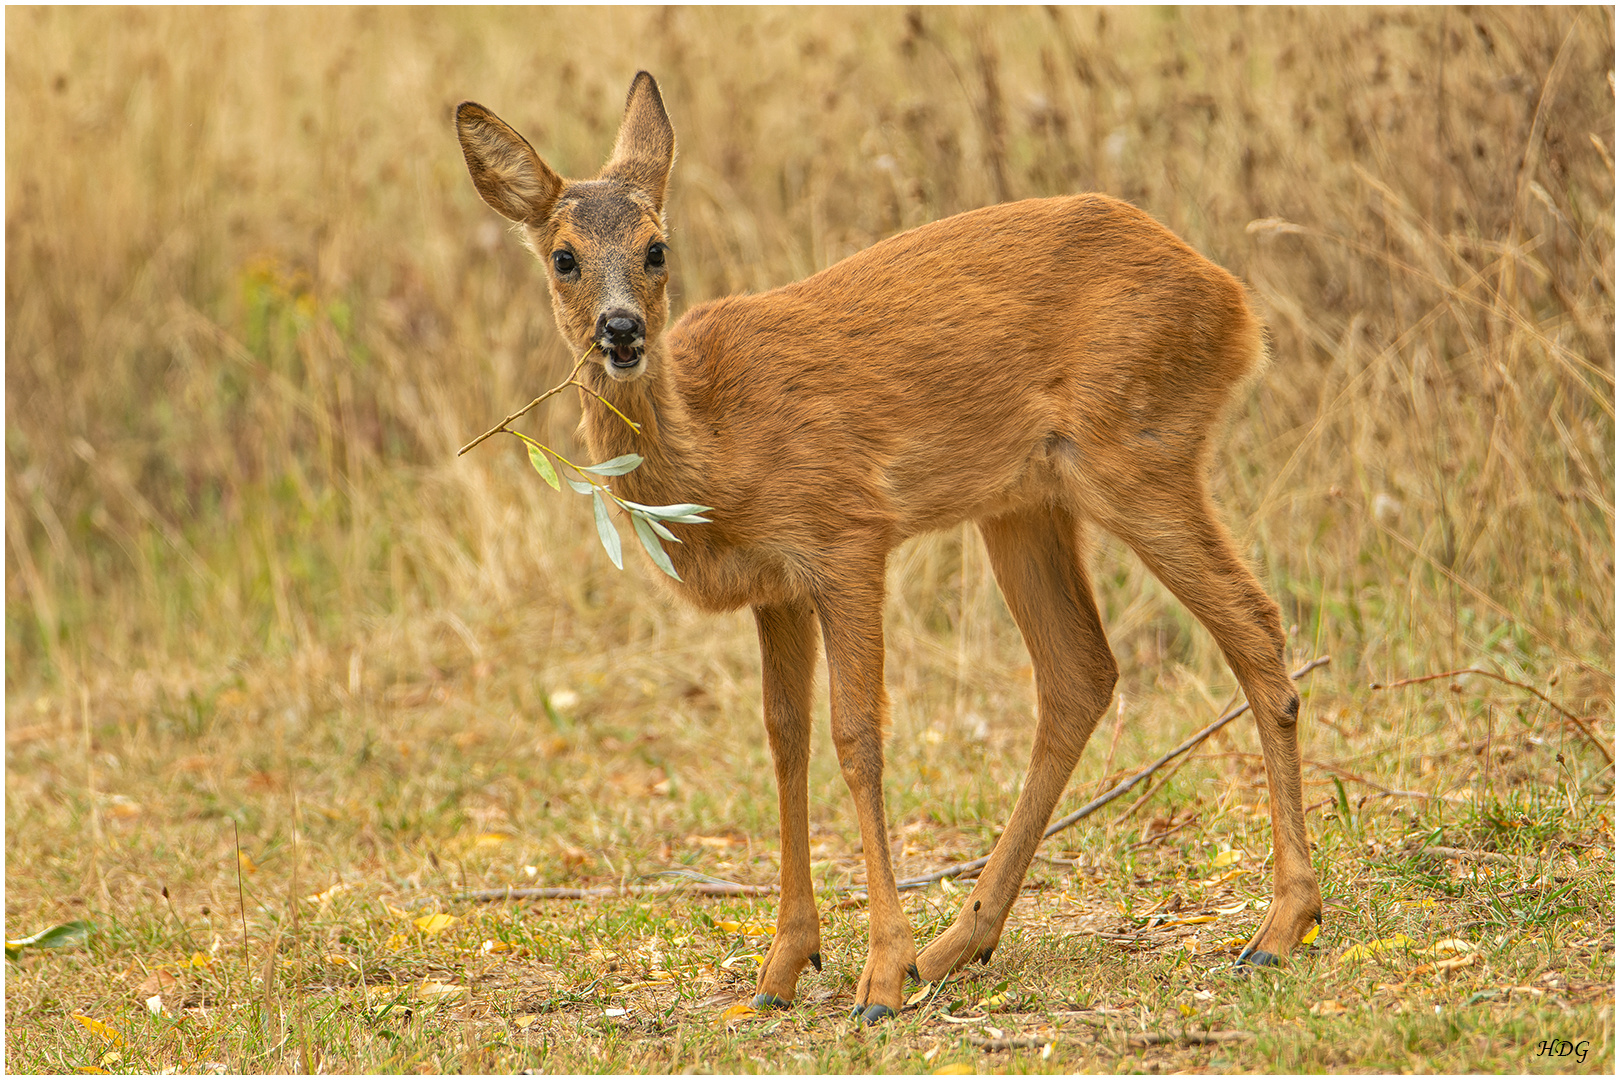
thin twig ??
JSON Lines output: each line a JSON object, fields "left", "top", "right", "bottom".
{"left": 459, "top": 881, "right": 776, "bottom": 902}
{"left": 1371, "top": 667, "right": 1612, "bottom": 765}
{"left": 1111, "top": 751, "right": 1195, "bottom": 825}
{"left": 1129, "top": 1029, "right": 1255, "bottom": 1047}
{"left": 457, "top": 352, "right": 591, "bottom": 457}
{"left": 571, "top": 378, "right": 642, "bottom": 433}
{"left": 1419, "top": 845, "right": 1536, "bottom": 867}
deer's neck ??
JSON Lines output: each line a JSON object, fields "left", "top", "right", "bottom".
{"left": 577, "top": 345, "right": 704, "bottom": 505}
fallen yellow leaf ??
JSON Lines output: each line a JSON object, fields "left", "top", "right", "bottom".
{"left": 1392, "top": 898, "right": 1437, "bottom": 911}
{"left": 1420, "top": 938, "right": 1472, "bottom": 957}
{"left": 414, "top": 913, "right": 458, "bottom": 935}
{"left": 1200, "top": 868, "right": 1249, "bottom": 887}
{"left": 306, "top": 883, "right": 351, "bottom": 905}
{"left": 1337, "top": 934, "right": 1414, "bottom": 965}
{"left": 1310, "top": 999, "right": 1347, "bottom": 1016}
{"left": 188, "top": 951, "right": 213, "bottom": 968}
{"left": 385, "top": 933, "right": 410, "bottom": 950}
{"left": 1211, "top": 849, "right": 1245, "bottom": 868}
{"left": 906, "top": 982, "right": 935, "bottom": 1006}
{"left": 719, "top": 953, "right": 764, "bottom": 970}
{"left": 1301, "top": 923, "right": 1320, "bottom": 946}
{"left": 71, "top": 1015, "right": 123, "bottom": 1047}
{"left": 474, "top": 832, "right": 509, "bottom": 848}
{"left": 415, "top": 980, "right": 465, "bottom": 1001}
{"left": 713, "top": 920, "right": 773, "bottom": 935}
{"left": 718, "top": 1003, "right": 759, "bottom": 1024}
{"left": 1162, "top": 915, "right": 1217, "bottom": 928}
{"left": 933, "top": 1064, "right": 975, "bottom": 1075}
{"left": 480, "top": 939, "right": 515, "bottom": 955}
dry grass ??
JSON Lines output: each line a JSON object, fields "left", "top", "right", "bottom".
{"left": 5, "top": 6, "right": 1614, "bottom": 1074}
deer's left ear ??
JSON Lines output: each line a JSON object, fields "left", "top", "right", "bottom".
{"left": 601, "top": 71, "right": 676, "bottom": 211}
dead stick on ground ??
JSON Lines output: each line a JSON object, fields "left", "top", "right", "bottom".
{"left": 1129, "top": 1029, "right": 1255, "bottom": 1047}
{"left": 892, "top": 655, "right": 1331, "bottom": 890}
{"left": 459, "top": 881, "right": 775, "bottom": 902}
{"left": 1420, "top": 845, "right": 1537, "bottom": 867}
{"left": 1371, "top": 667, "right": 1612, "bottom": 765}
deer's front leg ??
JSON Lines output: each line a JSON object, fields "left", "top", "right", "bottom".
{"left": 752, "top": 601, "right": 823, "bottom": 1009}
{"left": 817, "top": 574, "right": 916, "bottom": 1024}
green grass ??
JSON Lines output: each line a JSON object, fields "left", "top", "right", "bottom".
{"left": 6, "top": 5, "right": 1614, "bottom": 1073}
{"left": 6, "top": 644, "right": 1613, "bottom": 1072}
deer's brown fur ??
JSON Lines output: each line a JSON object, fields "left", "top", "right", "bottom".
{"left": 456, "top": 72, "right": 1321, "bottom": 1022}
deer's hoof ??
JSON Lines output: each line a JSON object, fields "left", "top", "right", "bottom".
{"left": 1234, "top": 946, "right": 1280, "bottom": 969}
{"left": 753, "top": 993, "right": 792, "bottom": 1010}
{"left": 853, "top": 1003, "right": 896, "bottom": 1025}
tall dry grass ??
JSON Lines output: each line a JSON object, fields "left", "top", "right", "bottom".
{"left": 5, "top": 7, "right": 1613, "bottom": 722}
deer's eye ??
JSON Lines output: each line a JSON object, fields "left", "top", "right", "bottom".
{"left": 646, "top": 242, "right": 667, "bottom": 269}
{"left": 552, "top": 250, "right": 577, "bottom": 275}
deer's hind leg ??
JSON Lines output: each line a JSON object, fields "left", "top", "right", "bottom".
{"left": 916, "top": 505, "right": 1118, "bottom": 982}
{"left": 1106, "top": 487, "right": 1321, "bottom": 965}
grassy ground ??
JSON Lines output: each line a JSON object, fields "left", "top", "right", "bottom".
{"left": 6, "top": 6, "right": 1614, "bottom": 1074}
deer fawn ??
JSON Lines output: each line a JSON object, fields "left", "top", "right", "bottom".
{"left": 456, "top": 72, "right": 1320, "bottom": 1022}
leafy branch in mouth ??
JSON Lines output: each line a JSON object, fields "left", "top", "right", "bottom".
{"left": 458, "top": 344, "right": 710, "bottom": 579}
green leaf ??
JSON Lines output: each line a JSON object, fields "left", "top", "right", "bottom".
{"left": 6, "top": 920, "right": 92, "bottom": 961}
{"left": 1333, "top": 776, "right": 1354, "bottom": 833}
{"left": 527, "top": 444, "right": 561, "bottom": 491}
{"left": 631, "top": 512, "right": 681, "bottom": 580}
{"left": 592, "top": 490, "right": 624, "bottom": 569}
{"left": 618, "top": 499, "right": 713, "bottom": 521}
{"left": 644, "top": 517, "right": 680, "bottom": 543}
{"left": 565, "top": 477, "right": 595, "bottom": 496}
{"left": 577, "top": 454, "right": 644, "bottom": 477}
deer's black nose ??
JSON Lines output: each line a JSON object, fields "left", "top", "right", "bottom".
{"left": 598, "top": 313, "right": 644, "bottom": 346}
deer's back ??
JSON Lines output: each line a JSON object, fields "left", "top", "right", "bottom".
{"left": 663, "top": 194, "right": 1262, "bottom": 547}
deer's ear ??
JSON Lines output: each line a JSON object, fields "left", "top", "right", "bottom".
{"left": 600, "top": 72, "right": 676, "bottom": 210}
{"left": 456, "top": 102, "right": 565, "bottom": 225}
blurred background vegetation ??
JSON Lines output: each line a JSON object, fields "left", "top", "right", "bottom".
{"left": 6, "top": 5, "right": 1612, "bottom": 715}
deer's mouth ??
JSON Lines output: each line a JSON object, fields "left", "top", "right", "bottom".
{"left": 595, "top": 337, "right": 645, "bottom": 379}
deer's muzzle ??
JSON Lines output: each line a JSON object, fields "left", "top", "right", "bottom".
{"left": 595, "top": 312, "right": 646, "bottom": 372}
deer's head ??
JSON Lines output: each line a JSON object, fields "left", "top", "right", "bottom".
{"left": 457, "top": 72, "right": 676, "bottom": 382}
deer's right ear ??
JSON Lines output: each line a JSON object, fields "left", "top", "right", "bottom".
{"left": 601, "top": 72, "right": 676, "bottom": 210}
{"left": 455, "top": 102, "right": 564, "bottom": 225}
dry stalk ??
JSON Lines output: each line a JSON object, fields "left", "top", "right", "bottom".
{"left": 1371, "top": 666, "right": 1613, "bottom": 765}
